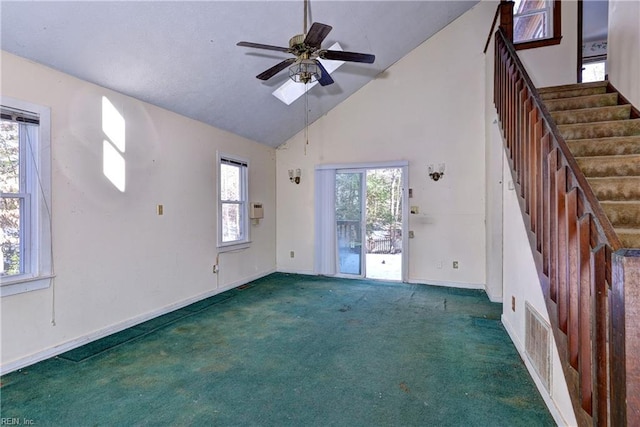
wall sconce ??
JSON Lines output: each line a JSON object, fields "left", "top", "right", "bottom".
{"left": 428, "top": 163, "right": 445, "bottom": 181}
{"left": 288, "top": 168, "right": 301, "bottom": 184}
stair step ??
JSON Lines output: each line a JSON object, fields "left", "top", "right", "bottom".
{"left": 544, "top": 93, "right": 618, "bottom": 112}
{"left": 567, "top": 136, "right": 640, "bottom": 157}
{"left": 551, "top": 105, "right": 631, "bottom": 125}
{"left": 588, "top": 177, "right": 640, "bottom": 200}
{"left": 538, "top": 81, "right": 609, "bottom": 94}
{"left": 601, "top": 201, "right": 640, "bottom": 228}
{"left": 576, "top": 154, "right": 640, "bottom": 177}
{"left": 558, "top": 119, "right": 640, "bottom": 140}
{"left": 540, "top": 85, "right": 607, "bottom": 100}
{"left": 615, "top": 228, "right": 640, "bottom": 248}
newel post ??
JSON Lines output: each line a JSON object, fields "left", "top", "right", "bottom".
{"left": 499, "top": 1, "right": 514, "bottom": 42}
{"left": 611, "top": 249, "right": 640, "bottom": 426}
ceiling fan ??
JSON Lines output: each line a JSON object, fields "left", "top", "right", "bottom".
{"left": 236, "top": 0, "right": 375, "bottom": 86}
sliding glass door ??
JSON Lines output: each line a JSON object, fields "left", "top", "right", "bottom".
{"left": 314, "top": 161, "right": 408, "bottom": 282}
{"left": 335, "top": 171, "right": 365, "bottom": 276}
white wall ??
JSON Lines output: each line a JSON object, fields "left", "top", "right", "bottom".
{"left": 276, "top": 2, "right": 496, "bottom": 289}
{"left": 0, "top": 51, "right": 276, "bottom": 372}
{"left": 484, "top": 0, "right": 504, "bottom": 302}
{"left": 518, "top": 0, "right": 579, "bottom": 88}
{"left": 608, "top": 0, "right": 640, "bottom": 106}
{"left": 501, "top": 154, "right": 577, "bottom": 427}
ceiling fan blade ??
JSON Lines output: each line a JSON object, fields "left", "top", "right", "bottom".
{"left": 304, "top": 22, "right": 332, "bottom": 48}
{"left": 256, "top": 58, "right": 297, "bottom": 81}
{"left": 315, "top": 61, "right": 334, "bottom": 86}
{"left": 237, "top": 41, "right": 291, "bottom": 53}
{"left": 320, "top": 50, "right": 375, "bottom": 64}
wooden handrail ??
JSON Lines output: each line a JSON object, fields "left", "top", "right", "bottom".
{"left": 496, "top": 28, "right": 622, "bottom": 250}
{"left": 483, "top": 2, "right": 502, "bottom": 54}
{"left": 493, "top": 25, "right": 639, "bottom": 426}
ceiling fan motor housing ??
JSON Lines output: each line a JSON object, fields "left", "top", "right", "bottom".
{"left": 289, "top": 34, "right": 306, "bottom": 48}
{"left": 289, "top": 33, "right": 317, "bottom": 58}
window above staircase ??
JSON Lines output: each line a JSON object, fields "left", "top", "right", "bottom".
{"left": 512, "top": 0, "right": 562, "bottom": 50}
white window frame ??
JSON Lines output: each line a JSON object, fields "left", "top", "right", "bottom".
{"left": 217, "top": 152, "right": 250, "bottom": 250}
{"left": 1, "top": 96, "right": 53, "bottom": 297}
{"left": 513, "top": 0, "right": 553, "bottom": 43}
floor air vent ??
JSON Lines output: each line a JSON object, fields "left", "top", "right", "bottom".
{"left": 525, "top": 302, "right": 551, "bottom": 392}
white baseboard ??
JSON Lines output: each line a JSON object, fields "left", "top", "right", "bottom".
{"left": 275, "top": 268, "right": 315, "bottom": 275}
{"left": 0, "top": 269, "right": 275, "bottom": 375}
{"left": 501, "top": 314, "right": 575, "bottom": 427}
{"left": 406, "top": 278, "right": 484, "bottom": 290}
{"left": 485, "top": 287, "right": 503, "bottom": 303}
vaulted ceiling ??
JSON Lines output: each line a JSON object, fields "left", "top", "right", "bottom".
{"left": 0, "top": 1, "right": 481, "bottom": 147}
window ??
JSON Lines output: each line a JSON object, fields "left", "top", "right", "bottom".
{"left": 582, "top": 60, "right": 606, "bottom": 83}
{"left": 513, "top": 0, "right": 561, "bottom": 50}
{"left": 217, "top": 154, "right": 249, "bottom": 249}
{"left": 1, "top": 97, "right": 52, "bottom": 296}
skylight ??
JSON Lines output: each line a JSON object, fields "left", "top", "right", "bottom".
{"left": 272, "top": 43, "right": 345, "bottom": 105}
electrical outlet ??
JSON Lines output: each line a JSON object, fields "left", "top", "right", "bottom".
{"left": 409, "top": 188, "right": 413, "bottom": 198}
{"left": 213, "top": 264, "right": 219, "bottom": 274}
{"left": 410, "top": 206, "right": 419, "bottom": 214}
{"left": 453, "top": 261, "right": 459, "bottom": 269}
{"left": 437, "top": 261, "right": 443, "bottom": 269}
{"left": 290, "top": 251, "right": 295, "bottom": 258}
{"left": 512, "top": 296, "right": 516, "bottom": 312}
{"left": 409, "top": 231, "right": 415, "bottom": 238}
{"left": 157, "top": 204, "right": 164, "bottom": 215}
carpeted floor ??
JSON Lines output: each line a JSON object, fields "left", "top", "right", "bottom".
{"left": 0, "top": 273, "right": 554, "bottom": 426}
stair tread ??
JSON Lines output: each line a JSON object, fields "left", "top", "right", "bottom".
{"left": 615, "top": 228, "right": 640, "bottom": 234}
{"left": 568, "top": 135, "right": 640, "bottom": 144}
{"left": 558, "top": 118, "right": 640, "bottom": 129}
{"left": 588, "top": 176, "right": 640, "bottom": 182}
{"left": 615, "top": 229, "right": 640, "bottom": 248}
{"left": 567, "top": 136, "right": 640, "bottom": 157}
{"left": 551, "top": 105, "right": 631, "bottom": 124}
{"left": 575, "top": 154, "right": 640, "bottom": 177}
{"left": 588, "top": 177, "right": 640, "bottom": 201}
{"left": 540, "top": 86, "right": 607, "bottom": 100}
{"left": 538, "top": 81, "right": 609, "bottom": 93}
{"left": 544, "top": 93, "right": 619, "bottom": 111}
{"left": 576, "top": 154, "right": 640, "bottom": 161}
{"left": 601, "top": 200, "right": 640, "bottom": 205}
{"left": 558, "top": 118, "right": 640, "bottom": 140}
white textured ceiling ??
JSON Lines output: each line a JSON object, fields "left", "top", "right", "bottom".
{"left": 1, "top": 1, "right": 479, "bottom": 147}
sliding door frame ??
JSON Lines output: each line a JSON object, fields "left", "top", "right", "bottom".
{"left": 314, "top": 160, "right": 409, "bottom": 282}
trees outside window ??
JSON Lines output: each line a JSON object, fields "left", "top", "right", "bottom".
{"left": 218, "top": 155, "right": 249, "bottom": 248}
{"left": 1, "top": 99, "right": 52, "bottom": 296}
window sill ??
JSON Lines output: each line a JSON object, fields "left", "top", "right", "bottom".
{"left": 515, "top": 36, "right": 562, "bottom": 51}
{"left": 217, "top": 241, "right": 251, "bottom": 253}
{"left": 1, "top": 274, "right": 54, "bottom": 297}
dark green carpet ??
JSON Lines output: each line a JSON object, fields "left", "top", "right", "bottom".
{"left": 0, "top": 273, "right": 555, "bottom": 426}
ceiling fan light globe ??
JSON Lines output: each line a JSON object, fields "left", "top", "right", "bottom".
{"left": 289, "top": 59, "right": 322, "bottom": 84}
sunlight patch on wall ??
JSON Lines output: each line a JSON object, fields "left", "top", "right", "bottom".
{"left": 103, "top": 140, "right": 125, "bottom": 192}
{"left": 102, "top": 96, "right": 125, "bottom": 151}
{"left": 101, "top": 96, "right": 126, "bottom": 192}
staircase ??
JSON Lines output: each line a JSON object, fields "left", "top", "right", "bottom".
{"left": 494, "top": 25, "right": 640, "bottom": 426}
{"left": 538, "top": 81, "right": 640, "bottom": 248}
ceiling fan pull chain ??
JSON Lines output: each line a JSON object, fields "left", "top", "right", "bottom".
{"left": 305, "top": 85, "right": 309, "bottom": 155}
